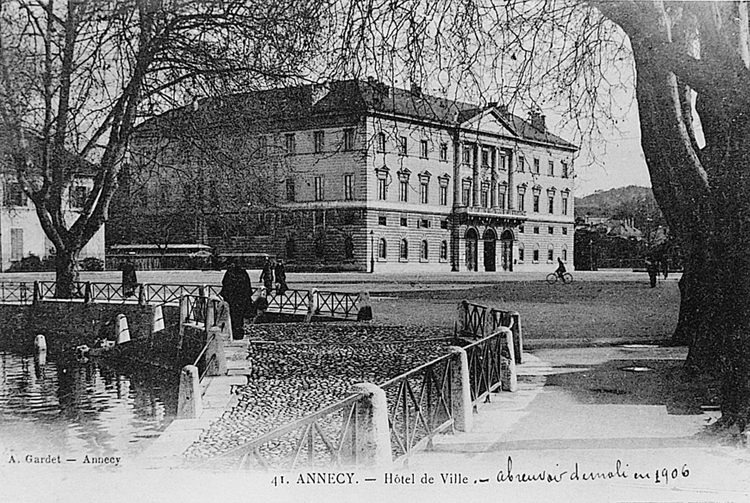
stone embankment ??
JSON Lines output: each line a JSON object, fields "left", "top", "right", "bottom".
{"left": 183, "top": 323, "right": 455, "bottom": 460}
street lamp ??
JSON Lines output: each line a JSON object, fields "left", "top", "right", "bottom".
{"left": 370, "top": 230, "right": 375, "bottom": 273}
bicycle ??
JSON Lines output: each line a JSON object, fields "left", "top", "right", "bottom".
{"left": 546, "top": 271, "right": 573, "bottom": 284}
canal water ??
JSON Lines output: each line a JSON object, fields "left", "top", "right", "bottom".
{"left": 0, "top": 346, "right": 178, "bottom": 463}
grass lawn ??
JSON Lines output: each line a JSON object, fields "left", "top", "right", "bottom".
{"left": 371, "top": 280, "right": 680, "bottom": 346}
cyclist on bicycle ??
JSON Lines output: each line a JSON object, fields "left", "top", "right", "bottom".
{"left": 555, "top": 257, "right": 567, "bottom": 280}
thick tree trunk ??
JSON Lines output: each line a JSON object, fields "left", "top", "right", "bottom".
{"left": 54, "top": 249, "right": 80, "bottom": 299}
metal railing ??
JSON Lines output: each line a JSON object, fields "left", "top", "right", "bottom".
{"left": 204, "top": 393, "right": 364, "bottom": 470}
{"left": 0, "top": 282, "right": 32, "bottom": 305}
{"left": 315, "top": 291, "right": 360, "bottom": 319}
{"left": 464, "top": 330, "right": 509, "bottom": 404}
{"left": 267, "top": 289, "right": 308, "bottom": 315}
{"left": 380, "top": 353, "right": 456, "bottom": 459}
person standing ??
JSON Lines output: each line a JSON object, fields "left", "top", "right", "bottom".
{"left": 219, "top": 261, "right": 253, "bottom": 340}
{"left": 260, "top": 257, "right": 274, "bottom": 292}
{"left": 274, "top": 259, "right": 288, "bottom": 295}
{"left": 121, "top": 259, "right": 138, "bottom": 298}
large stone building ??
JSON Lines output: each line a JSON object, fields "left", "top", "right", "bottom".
{"left": 117, "top": 79, "right": 577, "bottom": 272}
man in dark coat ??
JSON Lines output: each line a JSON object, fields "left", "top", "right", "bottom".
{"left": 121, "top": 259, "right": 138, "bottom": 297}
{"left": 274, "top": 259, "right": 288, "bottom": 295}
{"left": 219, "top": 261, "right": 253, "bottom": 340}
{"left": 645, "top": 257, "right": 659, "bottom": 288}
{"left": 260, "top": 257, "right": 274, "bottom": 292}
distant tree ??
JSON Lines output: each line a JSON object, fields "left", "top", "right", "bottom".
{"left": 0, "top": 0, "right": 326, "bottom": 297}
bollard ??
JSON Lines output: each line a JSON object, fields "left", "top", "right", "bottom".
{"left": 205, "top": 327, "right": 227, "bottom": 377}
{"left": 152, "top": 305, "right": 165, "bottom": 334}
{"left": 138, "top": 283, "right": 146, "bottom": 306}
{"left": 34, "top": 334, "right": 47, "bottom": 352}
{"left": 179, "top": 296, "right": 188, "bottom": 337}
{"left": 34, "top": 334, "right": 47, "bottom": 371}
{"left": 449, "top": 346, "right": 474, "bottom": 432}
{"left": 305, "top": 289, "right": 318, "bottom": 323}
{"left": 510, "top": 312, "right": 524, "bottom": 364}
{"left": 499, "top": 327, "right": 518, "bottom": 392}
{"left": 215, "top": 301, "right": 233, "bottom": 339}
{"left": 456, "top": 300, "right": 468, "bottom": 337}
{"left": 350, "top": 383, "right": 392, "bottom": 468}
{"left": 115, "top": 314, "right": 131, "bottom": 345}
{"left": 177, "top": 365, "right": 202, "bottom": 419}
{"left": 356, "top": 291, "right": 373, "bottom": 321}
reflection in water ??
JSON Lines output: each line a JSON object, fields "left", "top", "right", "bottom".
{"left": 0, "top": 348, "right": 178, "bottom": 461}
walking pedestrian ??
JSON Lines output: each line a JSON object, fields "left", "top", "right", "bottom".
{"left": 275, "top": 259, "right": 288, "bottom": 295}
{"left": 219, "top": 260, "right": 253, "bottom": 340}
{"left": 260, "top": 257, "right": 274, "bottom": 292}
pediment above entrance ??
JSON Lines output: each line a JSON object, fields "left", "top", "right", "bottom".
{"left": 460, "top": 109, "right": 519, "bottom": 138}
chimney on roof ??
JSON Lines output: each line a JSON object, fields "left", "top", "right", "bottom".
{"left": 528, "top": 110, "right": 546, "bottom": 132}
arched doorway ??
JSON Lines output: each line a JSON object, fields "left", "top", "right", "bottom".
{"left": 483, "top": 228, "right": 497, "bottom": 272}
{"left": 465, "top": 228, "right": 478, "bottom": 271}
{"left": 500, "top": 229, "right": 514, "bottom": 271}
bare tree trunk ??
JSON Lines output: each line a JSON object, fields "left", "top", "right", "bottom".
{"left": 54, "top": 249, "right": 80, "bottom": 299}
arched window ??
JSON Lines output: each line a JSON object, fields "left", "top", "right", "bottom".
{"left": 400, "top": 239, "right": 409, "bottom": 260}
{"left": 440, "top": 240, "right": 448, "bottom": 261}
{"left": 518, "top": 242, "right": 525, "bottom": 262}
{"left": 378, "top": 238, "right": 387, "bottom": 259}
{"left": 344, "top": 236, "right": 354, "bottom": 260}
{"left": 286, "top": 238, "right": 296, "bottom": 260}
{"left": 562, "top": 245, "right": 568, "bottom": 262}
{"left": 547, "top": 244, "right": 554, "bottom": 262}
{"left": 421, "top": 240, "right": 429, "bottom": 261}
{"left": 533, "top": 244, "right": 540, "bottom": 263}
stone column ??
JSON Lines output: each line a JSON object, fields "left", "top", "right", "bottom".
{"left": 177, "top": 365, "right": 202, "bottom": 419}
{"left": 498, "top": 327, "right": 518, "bottom": 392}
{"left": 115, "top": 314, "right": 130, "bottom": 345}
{"left": 351, "top": 383, "right": 392, "bottom": 468}
{"left": 449, "top": 346, "right": 474, "bottom": 432}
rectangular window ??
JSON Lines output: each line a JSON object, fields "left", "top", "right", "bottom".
{"left": 519, "top": 248, "right": 525, "bottom": 262}
{"left": 343, "top": 174, "right": 353, "bottom": 201}
{"left": 6, "top": 183, "right": 27, "bottom": 206}
{"left": 499, "top": 192, "right": 506, "bottom": 210}
{"left": 439, "top": 185, "right": 448, "bottom": 206}
{"left": 533, "top": 226, "right": 540, "bottom": 234}
{"left": 286, "top": 179, "right": 296, "bottom": 202}
{"left": 314, "top": 176, "right": 324, "bottom": 201}
{"left": 562, "top": 249, "right": 568, "bottom": 261}
{"left": 420, "top": 182, "right": 428, "bottom": 204}
{"left": 440, "top": 220, "right": 448, "bottom": 230}
{"left": 378, "top": 216, "right": 387, "bottom": 226}
{"left": 419, "top": 219, "right": 430, "bottom": 228}
{"left": 378, "top": 178, "right": 387, "bottom": 200}
{"left": 533, "top": 195, "right": 540, "bottom": 212}
{"left": 377, "top": 132, "right": 386, "bottom": 152}
{"left": 562, "top": 197, "right": 569, "bottom": 215}
{"left": 481, "top": 147, "right": 490, "bottom": 167}
{"left": 519, "top": 225, "right": 525, "bottom": 233}
{"left": 548, "top": 196, "right": 554, "bottom": 214}
{"left": 343, "top": 128, "right": 355, "bottom": 151}
{"left": 439, "top": 143, "right": 448, "bottom": 161}
{"left": 314, "top": 131, "right": 325, "bottom": 153}
{"left": 548, "top": 226, "right": 554, "bottom": 234}
{"left": 401, "top": 217, "right": 407, "bottom": 227}
{"left": 518, "top": 156, "right": 525, "bottom": 172}
{"left": 480, "top": 187, "right": 488, "bottom": 208}
{"left": 517, "top": 193, "right": 525, "bottom": 211}
{"left": 562, "top": 227, "right": 568, "bottom": 235}
{"left": 562, "top": 161, "right": 569, "bottom": 178}
{"left": 462, "top": 181, "right": 471, "bottom": 206}
{"left": 10, "top": 228, "right": 23, "bottom": 261}
{"left": 462, "top": 146, "right": 471, "bottom": 164}
{"left": 399, "top": 180, "right": 408, "bottom": 202}
{"left": 420, "top": 140, "right": 428, "bottom": 159}
{"left": 533, "top": 158, "right": 540, "bottom": 174}
{"left": 548, "top": 160, "right": 554, "bottom": 176}
{"left": 399, "top": 136, "right": 408, "bottom": 156}
{"left": 285, "top": 133, "right": 296, "bottom": 154}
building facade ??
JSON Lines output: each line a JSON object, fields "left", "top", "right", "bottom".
{"left": 120, "top": 79, "right": 576, "bottom": 273}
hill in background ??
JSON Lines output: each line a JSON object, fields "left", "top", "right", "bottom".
{"left": 575, "top": 185, "right": 659, "bottom": 220}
